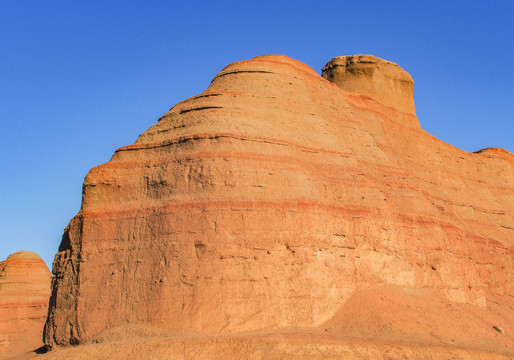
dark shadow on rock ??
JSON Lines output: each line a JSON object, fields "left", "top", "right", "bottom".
{"left": 34, "top": 345, "right": 49, "bottom": 354}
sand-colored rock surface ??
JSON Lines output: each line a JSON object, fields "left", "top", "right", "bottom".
{"left": 0, "top": 251, "right": 51, "bottom": 359}
{"left": 37, "top": 54, "right": 512, "bottom": 359}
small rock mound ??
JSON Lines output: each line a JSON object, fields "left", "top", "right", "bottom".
{"left": 0, "top": 251, "right": 51, "bottom": 359}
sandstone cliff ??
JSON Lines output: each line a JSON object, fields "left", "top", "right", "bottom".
{"left": 42, "top": 54, "right": 513, "bottom": 359}
{"left": 0, "top": 251, "right": 51, "bottom": 358}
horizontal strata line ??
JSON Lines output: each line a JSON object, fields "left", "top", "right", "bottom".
{"left": 343, "top": 92, "right": 418, "bottom": 119}
{"left": 234, "top": 58, "right": 320, "bottom": 78}
{"left": 158, "top": 93, "right": 228, "bottom": 120}
{"left": 189, "top": 93, "right": 224, "bottom": 100}
{"left": 163, "top": 89, "right": 317, "bottom": 118}
{"left": 179, "top": 106, "right": 223, "bottom": 114}
{"left": 93, "top": 151, "right": 354, "bottom": 178}
{"left": 117, "top": 132, "right": 347, "bottom": 156}
{"left": 81, "top": 200, "right": 371, "bottom": 220}
{"left": 92, "top": 152, "right": 411, "bottom": 188}
{"left": 162, "top": 91, "right": 252, "bottom": 116}
{"left": 101, "top": 147, "right": 410, "bottom": 179}
{"left": 422, "top": 194, "right": 512, "bottom": 217}
{"left": 213, "top": 69, "right": 275, "bottom": 79}
{"left": 100, "top": 151, "right": 345, "bottom": 168}
{"left": 0, "top": 302, "right": 48, "bottom": 307}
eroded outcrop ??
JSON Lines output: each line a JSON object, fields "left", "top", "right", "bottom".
{"left": 322, "top": 54, "right": 416, "bottom": 116}
{"left": 43, "top": 54, "right": 513, "bottom": 358}
{"left": 0, "top": 251, "right": 51, "bottom": 358}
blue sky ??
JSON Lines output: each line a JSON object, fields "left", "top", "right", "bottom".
{"left": 1, "top": 1, "right": 512, "bottom": 268}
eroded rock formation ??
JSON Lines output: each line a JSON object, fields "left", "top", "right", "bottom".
{"left": 0, "top": 251, "right": 51, "bottom": 358}
{"left": 322, "top": 55, "right": 416, "bottom": 115}
{"left": 43, "top": 54, "right": 513, "bottom": 358}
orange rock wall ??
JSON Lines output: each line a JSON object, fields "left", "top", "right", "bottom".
{"left": 44, "top": 55, "right": 513, "bottom": 352}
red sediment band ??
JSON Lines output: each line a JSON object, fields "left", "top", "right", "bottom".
{"left": 96, "top": 150, "right": 343, "bottom": 169}
{"left": 95, "top": 148, "right": 412, "bottom": 182}
{"left": 81, "top": 200, "right": 371, "bottom": 220}
{"left": 115, "top": 133, "right": 348, "bottom": 156}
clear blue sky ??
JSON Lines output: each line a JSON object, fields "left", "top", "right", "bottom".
{"left": 1, "top": 1, "right": 512, "bottom": 268}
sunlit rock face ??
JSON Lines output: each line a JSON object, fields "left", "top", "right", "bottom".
{"left": 44, "top": 54, "right": 513, "bottom": 357}
{"left": 0, "top": 251, "right": 51, "bottom": 358}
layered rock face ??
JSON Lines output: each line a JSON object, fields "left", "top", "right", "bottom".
{"left": 0, "top": 251, "right": 51, "bottom": 358}
{"left": 44, "top": 54, "right": 513, "bottom": 357}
